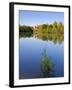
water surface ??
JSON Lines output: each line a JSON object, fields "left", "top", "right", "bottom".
{"left": 19, "top": 37, "right": 64, "bottom": 79}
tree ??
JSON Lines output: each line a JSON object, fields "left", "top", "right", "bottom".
{"left": 52, "top": 21, "right": 57, "bottom": 34}
{"left": 58, "top": 22, "right": 64, "bottom": 34}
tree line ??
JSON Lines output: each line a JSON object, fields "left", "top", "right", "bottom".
{"left": 34, "top": 21, "right": 64, "bottom": 35}
{"left": 19, "top": 21, "right": 64, "bottom": 34}
{"left": 19, "top": 21, "right": 64, "bottom": 43}
{"left": 19, "top": 25, "right": 33, "bottom": 37}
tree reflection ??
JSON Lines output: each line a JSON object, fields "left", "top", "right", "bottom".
{"left": 19, "top": 22, "right": 64, "bottom": 44}
{"left": 34, "top": 33, "right": 64, "bottom": 44}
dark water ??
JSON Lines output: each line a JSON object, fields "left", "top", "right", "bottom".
{"left": 19, "top": 37, "right": 64, "bottom": 79}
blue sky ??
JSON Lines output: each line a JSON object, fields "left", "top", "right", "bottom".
{"left": 19, "top": 10, "right": 64, "bottom": 26}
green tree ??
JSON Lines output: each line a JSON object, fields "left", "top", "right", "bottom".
{"left": 52, "top": 21, "right": 57, "bottom": 34}
{"left": 58, "top": 22, "right": 64, "bottom": 34}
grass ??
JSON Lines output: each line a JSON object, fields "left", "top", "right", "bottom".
{"left": 41, "top": 48, "right": 55, "bottom": 77}
{"left": 41, "top": 57, "right": 55, "bottom": 73}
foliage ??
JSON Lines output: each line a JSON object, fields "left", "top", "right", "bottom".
{"left": 41, "top": 48, "right": 55, "bottom": 77}
{"left": 19, "top": 25, "right": 33, "bottom": 37}
{"left": 34, "top": 21, "right": 64, "bottom": 35}
{"left": 33, "top": 21, "right": 64, "bottom": 43}
{"left": 19, "top": 25, "right": 33, "bottom": 32}
{"left": 19, "top": 22, "right": 64, "bottom": 43}
{"left": 41, "top": 57, "right": 55, "bottom": 73}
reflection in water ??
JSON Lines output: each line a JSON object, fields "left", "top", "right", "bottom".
{"left": 19, "top": 31, "right": 64, "bottom": 44}
{"left": 34, "top": 33, "right": 64, "bottom": 44}
{"left": 19, "top": 28, "right": 64, "bottom": 79}
{"left": 19, "top": 32, "right": 33, "bottom": 38}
